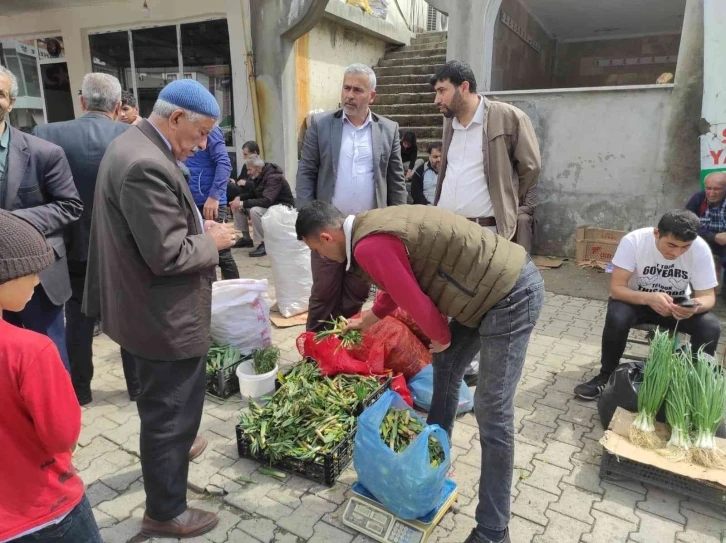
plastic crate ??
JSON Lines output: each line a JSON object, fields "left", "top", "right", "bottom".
{"left": 236, "top": 371, "right": 391, "bottom": 485}
{"left": 205, "top": 355, "right": 250, "bottom": 399}
{"left": 236, "top": 423, "right": 355, "bottom": 486}
{"left": 600, "top": 450, "right": 726, "bottom": 514}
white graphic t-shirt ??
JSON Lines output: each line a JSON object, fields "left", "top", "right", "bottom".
{"left": 612, "top": 227, "right": 717, "bottom": 297}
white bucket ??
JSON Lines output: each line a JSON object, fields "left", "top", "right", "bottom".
{"left": 236, "top": 359, "right": 278, "bottom": 399}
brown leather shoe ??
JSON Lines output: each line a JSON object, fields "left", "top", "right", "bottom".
{"left": 141, "top": 508, "right": 219, "bottom": 538}
{"left": 189, "top": 435, "right": 208, "bottom": 461}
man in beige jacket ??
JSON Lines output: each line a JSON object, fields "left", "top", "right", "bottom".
{"left": 430, "top": 60, "right": 541, "bottom": 389}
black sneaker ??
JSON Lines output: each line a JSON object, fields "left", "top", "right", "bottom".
{"left": 464, "top": 528, "right": 510, "bottom": 543}
{"left": 249, "top": 243, "right": 266, "bottom": 257}
{"left": 234, "top": 237, "right": 253, "bottom": 248}
{"left": 573, "top": 372, "right": 611, "bottom": 401}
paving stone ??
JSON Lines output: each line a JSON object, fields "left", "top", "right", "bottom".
{"left": 546, "top": 375, "right": 583, "bottom": 395}
{"left": 452, "top": 420, "right": 478, "bottom": 449}
{"left": 533, "top": 439, "right": 579, "bottom": 470}
{"left": 276, "top": 494, "right": 337, "bottom": 539}
{"left": 102, "top": 418, "right": 139, "bottom": 448}
{"left": 680, "top": 497, "right": 726, "bottom": 521}
{"left": 510, "top": 484, "right": 558, "bottom": 525}
{"left": 637, "top": 484, "right": 686, "bottom": 524}
{"left": 630, "top": 510, "right": 684, "bottom": 543}
{"left": 224, "top": 473, "right": 288, "bottom": 516}
{"left": 558, "top": 402, "right": 596, "bottom": 429}
{"left": 74, "top": 435, "right": 120, "bottom": 471}
{"left": 514, "top": 438, "right": 544, "bottom": 470}
{"left": 549, "top": 483, "right": 600, "bottom": 523}
{"left": 321, "top": 500, "right": 359, "bottom": 536}
{"left": 188, "top": 450, "right": 237, "bottom": 492}
{"left": 561, "top": 461, "right": 604, "bottom": 495}
{"left": 273, "top": 531, "right": 301, "bottom": 543}
{"left": 572, "top": 436, "right": 604, "bottom": 466}
{"left": 523, "top": 404, "right": 565, "bottom": 430}
{"left": 219, "top": 457, "right": 261, "bottom": 481}
{"left": 514, "top": 389, "right": 543, "bottom": 412}
{"left": 98, "top": 508, "right": 144, "bottom": 543}
{"left": 97, "top": 480, "right": 146, "bottom": 521}
{"left": 227, "top": 527, "right": 264, "bottom": 542}
{"left": 604, "top": 477, "right": 647, "bottom": 495}
{"left": 582, "top": 510, "right": 637, "bottom": 543}
{"left": 677, "top": 507, "right": 726, "bottom": 543}
{"left": 86, "top": 481, "right": 118, "bottom": 508}
{"left": 592, "top": 481, "right": 641, "bottom": 524}
{"left": 519, "top": 376, "right": 550, "bottom": 397}
{"left": 78, "top": 416, "right": 119, "bottom": 447}
{"left": 517, "top": 420, "right": 554, "bottom": 448}
{"left": 428, "top": 513, "right": 477, "bottom": 543}
{"left": 547, "top": 419, "right": 588, "bottom": 448}
{"left": 533, "top": 510, "right": 591, "bottom": 543}
{"left": 81, "top": 401, "right": 118, "bottom": 426}
{"left": 100, "top": 461, "right": 142, "bottom": 492}
{"left": 308, "top": 521, "right": 354, "bottom": 543}
{"left": 451, "top": 461, "right": 482, "bottom": 499}
{"left": 195, "top": 509, "right": 241, "bottom": 543}
{"left": 520, "top": 459, "right": 569, "bottom": 496}
{"left": 236, "top": 517, "right": 277, "bottom": 542}
{"left": 93, "top": 507, "right": 117, "bottom": 529}
{"left": 310, "top": 482, "right": 350, "bottom": 505}
{"left": 212, "top": 437, "right": 240, "bottom": 460}
{"left": 78, "top": 456, "right": 123, "bottom": 485}
{"left": 266, "top": 485, "right": 304, "bottom": 509}
{"left": 509, "top": 514, "right": 545, "bottom": 542}
{"left": 104, "top": 402, "right": 139, "bottom": 425}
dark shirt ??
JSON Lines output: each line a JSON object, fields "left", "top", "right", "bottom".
{"left": 401, "top": 144, "right": 418, "bottom": 173}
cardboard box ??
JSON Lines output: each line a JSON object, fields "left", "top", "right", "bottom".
{"left": 600, "top": 407, "right": 726, "bottom": 487}
{"left": 575, "top": 226, "right": 627, "bottom": 266}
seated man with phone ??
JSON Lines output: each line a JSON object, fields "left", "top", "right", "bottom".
{"left": 575, "top": 210, "right": 721, "bottom": 400}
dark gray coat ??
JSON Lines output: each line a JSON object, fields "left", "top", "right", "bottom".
{"left": 33, "top": 112, "right": 129, "bottom": 263}
{"left": 3, "top": 126, "right": 83, "bottom": 305}
{"left": 295, "top": 109, "right": 407, "bottom": 208}
{"left": 83, "top": 120, "right": 219, "bottom": 361}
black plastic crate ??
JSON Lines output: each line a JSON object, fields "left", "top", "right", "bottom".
{"left": 600, "top": 450, "right": 726, "bottom": 514}
{"left": 235, "top": 423, "right": 355, "bottom": 486}
{"left": 205, "top": 355, "right": 250, "bottom": 399}
{"left": 235, "top": 370, "right": 391, "bottom": 485}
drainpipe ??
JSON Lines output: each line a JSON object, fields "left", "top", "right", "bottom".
{"left": 700, "top": 0, "right": 726, "bottom": 184}
{"left": 240, "top": 2, "right": 265, "bottom": 158}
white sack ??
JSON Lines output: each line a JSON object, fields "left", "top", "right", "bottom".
{"left": 210, "top": 278, "right": 271, "bottom": 354}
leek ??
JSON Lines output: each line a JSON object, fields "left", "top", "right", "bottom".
{"left": 630, "top": 329, "right": 672, "bottom": 449}
{"left": 658, "top": 349, "right": 691, "bottom": 460}
{"left": 689, "top": 349, "right": 726, "bottom": 468}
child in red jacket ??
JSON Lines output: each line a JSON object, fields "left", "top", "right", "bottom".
{"left": 0, "top": 210, "right": 101, "bottom": 543}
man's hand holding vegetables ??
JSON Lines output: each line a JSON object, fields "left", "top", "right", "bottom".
{"left": 343, "top": 315, "right": 451, "bottom": 353}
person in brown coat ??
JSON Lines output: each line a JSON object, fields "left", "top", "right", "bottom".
{"left": 83, "top": 79, "right": 236, "bottom": 539}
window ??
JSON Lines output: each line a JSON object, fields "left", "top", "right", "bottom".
{"left": 89, "top": 19, "right": 235, "bottom": 147}
{"left": 490, "top": 0, "right": 685, "bottom": 92}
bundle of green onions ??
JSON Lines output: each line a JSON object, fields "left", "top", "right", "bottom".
{"left": 314, "top": 316, "right": 363, "bottom": 352}
{"left": 630, "top": 329, "right": 673, "bottom": 449}
{"left": 658, "top": 349, "right": 692, "bottom": 460}
{"left": 252, "top": 346, "right": 280, "bottom": 375}
{"left": 688, "top": 349, "right": 726, "bottom": 468}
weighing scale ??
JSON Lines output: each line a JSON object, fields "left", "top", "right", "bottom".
{"left": 342, "top": 479, "right": 458, "bottom": 543}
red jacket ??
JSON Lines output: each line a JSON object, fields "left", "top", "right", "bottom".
{"left": 0, "top": 320, "right": 84, "bottom": 541}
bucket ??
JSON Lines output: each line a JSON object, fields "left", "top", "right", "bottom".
{"left": 236, "top": 359, "right": 278, "bottom": 399}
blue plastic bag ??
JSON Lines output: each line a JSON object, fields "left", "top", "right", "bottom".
{"left": 408, "top": 365, "right": 474, "bottom": 415}
{"left": 353, "top": 390, "right": 451, "bottom": 520}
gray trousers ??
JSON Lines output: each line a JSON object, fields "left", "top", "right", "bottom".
{"left": 233, "top": 206, "right": 267, "bottom": 244}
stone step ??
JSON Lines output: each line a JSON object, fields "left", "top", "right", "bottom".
{"left": 370, "top": 102, "right": 439, "bottom": 115}
{"left": 384, "top": 47, "right": 447, "bottom": 60}
{"left": 374, "top": 91, "right": 436, "bottom": 105}
{"left": 396, "top": 126, "right": 443, "bottom": 139}
{"left": 374, "top": 64, "right": 443, "bottom": 77}
{"left": 376, "top": 73, "right": 432, "bottom": 86}
{"left": 376, "top": 83, "right": 432, "bottom": 95}
{"left": 411, "top": 33, "right": 448, "bottom": 46}
{"left": 378, "top": 55, "right": 447, "bottom": 68}
{"left": 386, "top": 113, "right": 442, "bottom": 127}
{"left": 416, "top": 31, "right": 448, "bottom": 39}
{"left": 390, "top": 42, "right": 448, "bottom": 53}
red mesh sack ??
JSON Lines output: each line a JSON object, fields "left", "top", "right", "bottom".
{"left": 296, "top": 332, "right": 385, "bottom": 376}
{"left": 390, "top": 373, "right": 413, "bottom": 407}
{"left": 373, "top": 292, "right": 431, "bottom": 346}
{"left": 365, "top": 316, "right": 431, "bottom": 379}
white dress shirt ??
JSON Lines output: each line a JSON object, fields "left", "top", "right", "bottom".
{"left": 437, "top": 96, "right": 494, "bottom": 220}
{"left": 332, "top": 111, "right": 376, "bottom": 216}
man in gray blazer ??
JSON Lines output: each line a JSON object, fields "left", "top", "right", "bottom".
{"left": 33, "top": 73, "right": 131, "bottom": 406}
{"left": 84, "top": 80, "right": 235, "bottom": 539}
{"left": 297, "top": 63, "right": 406, "bottom": 331}
{"left": 0, "top": 65, "right": 82, "bottom": 371}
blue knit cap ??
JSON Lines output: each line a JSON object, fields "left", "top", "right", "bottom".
{"left": 158, "top": 79, "right": 220, "bottom": 119}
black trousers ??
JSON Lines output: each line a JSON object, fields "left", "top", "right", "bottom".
{"left": 600, "top": 298, "right": 722, "bottom": 375}
{"left": 198, "top": 204, "right": 239, "bottom": 280}
{"left": 133, "top": 353, "right": 206, "bottom": 521}
{"left": 66, "top": 261, "right": 139, "bottom": 398}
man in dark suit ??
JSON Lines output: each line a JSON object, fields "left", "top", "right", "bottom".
{"left": 296, "top": 63, "right": 406, "bottom": 331}
{"left": 0, "top": 65, "right": 82, "bottom": 371}
{"left": 84, "top": 79, "right": 235, "bottom": 539}
{"left": 33, "top": 73, "right": 132, "bottom": 405}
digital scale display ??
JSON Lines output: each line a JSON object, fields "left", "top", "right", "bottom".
{"left": 344, "top": 498, "right": 424, "bottom": 543}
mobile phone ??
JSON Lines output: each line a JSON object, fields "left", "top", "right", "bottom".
{"left": 673, "top": 297, "right": 697, "bottom": 307}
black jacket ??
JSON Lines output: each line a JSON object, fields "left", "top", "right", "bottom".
{"left": 33, "top": 113, "right": 129, "bottom": 263}
{"left": 230, "top": 162, "right": 295, "bottom": 209}
{"left": 685, "top": 191, "right": 716, "bottom": 243}
{"left": 401, "top": 143, "right": 418, "bottom": 173}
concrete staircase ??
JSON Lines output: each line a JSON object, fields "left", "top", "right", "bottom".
{"left": 371, "top": 31, "right": 447, "bottom": 159}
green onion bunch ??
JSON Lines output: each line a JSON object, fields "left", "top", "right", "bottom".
{"left": 689, "top": 349, "right": 726, "bottom": 468}
{"left": 660, "top": 349, "right": 692, "bottom": 458}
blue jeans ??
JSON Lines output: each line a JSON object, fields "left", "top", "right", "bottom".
{"left": 13, "top": 495, "right": 101, "bottom": 542}
{"left": 4, "top": 285, "right": 69, "bottom": 373}
{"left": 427, "top": 260, "right": 544, "bottom": 532}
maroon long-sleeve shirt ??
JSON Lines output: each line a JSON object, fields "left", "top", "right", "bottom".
{"left": 353, "top": 234, "right": 451, "bottom": 344}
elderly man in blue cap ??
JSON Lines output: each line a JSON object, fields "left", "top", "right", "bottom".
{"left": 85, "top": 79, "right": 236, "bottom": 539}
